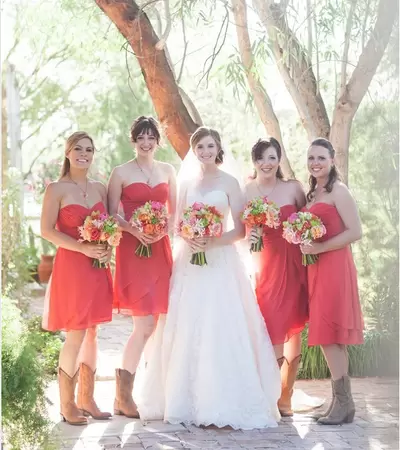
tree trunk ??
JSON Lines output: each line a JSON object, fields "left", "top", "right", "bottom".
{"left": 330, "top": 0, "right": 397, "bottom": 183}
{"left": 231, "top": 0, "right": 294, "bottom": 178}
{"left": 252, "top": 0, "right": 331, "bottom": 140}
{"left": 95, "top": 0, "right": 198, "bottom": 159}
{"left": 2, "top": 85, "right": 8, "bottom": 190}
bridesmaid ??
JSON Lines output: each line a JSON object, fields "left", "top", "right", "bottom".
{"left": 41, "top": 131, "right": 113, "bottom": 425}
{"left": 245, "top": 138, "right": 309, "bottom": 416}
{"left": 301, "top": 137, "right": 363, "bottom": 425}
{"left": 108, "top": 116, "right": 176, "bottom": 418}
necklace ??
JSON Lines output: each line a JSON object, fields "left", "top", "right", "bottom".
{"left": 256, "top": 179, "right": 278, "bottom": 198}
{"left": 135, "top": 158, "right": 154, "bottom": 185}
{"left": 68, "top": 175, "right": 89, "bottom": 205}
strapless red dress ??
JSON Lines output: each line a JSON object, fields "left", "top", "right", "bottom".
{"left": 113, "top": 183, "right": 172, "bottom": 316}
{"left": 44, "top": 202, "right": 113, "bottom": 332}
{"left": 254, "top": 204, "right": 308, "bottom": 345}
{"left": 305, "top": 203, "right": 364, "bottom": 346}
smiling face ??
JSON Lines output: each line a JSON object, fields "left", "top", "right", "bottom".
{"left": 66, "top": 137, "right": 94, "bottom": 171}
{"left": 134, "top": 130, "right": 157, "bottom": 157}
{"left": 307, "top": 145, "right": 333, "bottom": 180}
{"left": 254, "top": 145, "right": 280, "bottom": 180}
{"left": 193, "top": 135, "right": 219, "bottom": 166}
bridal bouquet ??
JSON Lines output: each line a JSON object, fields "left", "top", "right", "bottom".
{"left": 178, "top": 202, "right": 224, "bottom": 266}
{"left": 241, "top": 196, "right": 281, "bottom": 252}
{"left": 78, "top": 211, "right": 122, "bottom": 268}
{"left": 282, "top": 211, "right": 326, "bottom": 266}
{"left": 130, "top": 201, "right": 169, "bottom": 258}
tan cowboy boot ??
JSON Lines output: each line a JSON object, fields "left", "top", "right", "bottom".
{"left": 58, "top": 368, "right": 88, "bottom": 425}
{"left": 318, "top": 376, "right": 355, "bottom": 425}
{"left": 77, "top": 363, "right": 112, "bottom": 420}
{"left": 278, "top": 355, "right": 301, "bottom": 417}
{"left": 114, "top": 369, "right": 140, "bottom": 418}
{"left": 312, "top": 379, "right": 335, "bottom": 420}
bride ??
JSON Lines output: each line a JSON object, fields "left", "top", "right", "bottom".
{"left": 134, "top": 126, "right": 281, "bottom": 430}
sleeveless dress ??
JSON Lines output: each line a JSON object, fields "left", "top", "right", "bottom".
{"left": 113, "top": 182, "right": 173, "bottom": 316}
{"left": 305, "top": 203, "right": 364, "bottom": 346}
{"left": 255, "top": 204, "right": 308, "bottom": 345}
{"left": 43, "top": 202, "right": 113, "bottom": 332}
{"left": 134, "top": 188, "right": 281, "bottom": 430}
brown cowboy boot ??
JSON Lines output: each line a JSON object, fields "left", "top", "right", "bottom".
{"left": 311, "top": 379, "right": 335, "bottom": 420}
{"left": 58, "top": 368, "right": 88, "bottom": 425}
{"left": 77, "top": 363, "right": 112, "bottom": 420}
{"left": 114, "top": 369, "right": 140, "bottom": 418}
{"left": 318, "top": 376, "right": 355, "bottom": 425}
{"left": 278, "top": 355, "right": 301, "bottom": 417}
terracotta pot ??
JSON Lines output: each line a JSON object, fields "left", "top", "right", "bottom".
{"left": 38, "top": 255, "right": 54, "bottom": 284}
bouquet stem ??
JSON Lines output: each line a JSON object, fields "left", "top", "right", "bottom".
{"left": 92, "top": 259, "right": 108, "bottom": 269}
{"left": 191, "top": 251, "right": 207, "bottom": 266}
{"left": 302, "top": 254, "right": 319, "bottom": 266}
{"left": 135, "top": 243, "right": 152, "bottom": 258}
{"left": 250, "top": 235, "right": 264, "bottom": 253}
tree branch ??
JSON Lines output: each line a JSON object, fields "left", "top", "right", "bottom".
{"left": 252, "top": 0, "right": 331, "bottom": 139}
{"left": 231, "top": 0, "right": 294, "bottom": 177}
{"left": 198, "top": 6, "right": 229, "bottom": 88}
{"left": 330, "top": 0, "right": 397, "bottom": 183}
{"left": 22, "top": 126, "right": 73, "bottom": 180}
{"left": 155, "top": 0, "right": 172, "bottom": 50}
{"left": 95, "top": 0, "right": 198, "bottom": 159}
{"left": 340, "top": 0, "right": 357, "bottom": 93}
{"left": 177, "top": 10, "right": 188, "bottom": 84}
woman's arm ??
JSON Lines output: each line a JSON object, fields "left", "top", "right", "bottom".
{"left": 301, "top": 183, "right": 362, "bottom": 255}
{"left": 211, "top": 176, "right": 245, "bottom": 247}
{"left": 293, "top": 180, "right": 307, "bottom": 210}
{"left": 40, "top": 183, "right": 107, "bottom": 259}
{"left": 107, "top": 167, "right": 130, "bottom": 231}
{"left": 167, "top": 164, "right": 177, "bottom": 235}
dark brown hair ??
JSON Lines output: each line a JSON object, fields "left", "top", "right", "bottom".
{"left": 250, "top": 138, "right": 284, "bottom": 179}
{"left": 60, "top": 131, "right": 95, "bottom": 178}
{"left": 190, "top": 126, "right": 224, "bottom": 164}
{"left": 130, "top": 116, "right": 161, "bottom": 144}
{"left": 306, "top": 138, "right": 341, "bottom": 202}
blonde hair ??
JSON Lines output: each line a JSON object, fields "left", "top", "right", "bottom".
{"left": 60, "top": 131, "right": 95, "bottom": 178}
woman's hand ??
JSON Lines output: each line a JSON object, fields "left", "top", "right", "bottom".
{"left": 249, "top": 227, "right": 262, "bottom": 245}
{"left": 128, "top": 226, "right": 154, "bottom": 246}
{"left": 300, "top": 242, "right": 325, "bottom": 255}
{"left": 81, "top": 242, "right": 108, "bottom": 259}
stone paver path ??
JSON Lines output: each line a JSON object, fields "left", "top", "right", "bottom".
{"left": 47, "top": 378, "right": 398, "bottom": 450}
{"left": 30, "top": 290, "right": 399, "bottom": 449}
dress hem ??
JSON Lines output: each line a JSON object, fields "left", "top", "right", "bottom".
{"left": 43, "top": 316, "right": 112, "bottom": 333}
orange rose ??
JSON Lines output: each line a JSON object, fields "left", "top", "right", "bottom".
{"left": 144, "top": 224, "right": 155, "bottom": 235}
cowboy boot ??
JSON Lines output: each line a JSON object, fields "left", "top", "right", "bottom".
{"left": 77, "top": 363, "right": 112, "bottom": 420}
{"left": 311, "top": 379, "right": 335, "bottom": 420}
{"left": 278, "top": 355, "right": 301, "bottom": 417}
{"left": 318, "top": 376, "right": 355, "bottom": 425}
{"left": 58, "top": 368, "right": 88, "bottom": 425}
{"left": 114, "top": 369, "right": 140, "bottom": 418}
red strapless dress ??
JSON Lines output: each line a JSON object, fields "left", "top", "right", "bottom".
{"left": 255, "top": 204, "right": 308, "bottom": 345}
{"left": 113, "top": 183, "right": 172, "bottom": 316}
{"left": 305, "top": 203, "right": 364, "bottom": 346}
{"left": 44, "top": 202, "right": 113, "bottom": 332}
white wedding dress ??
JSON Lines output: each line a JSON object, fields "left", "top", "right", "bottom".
{"left": 134, "top": 187, "right": 281, "bottom": 430}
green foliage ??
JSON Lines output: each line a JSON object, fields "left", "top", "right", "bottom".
{"left": 350, "top": 100, "right": 399, "bottom": 336}
{"left": 299, "top": 327, "right": 399, "bottom": 379}
{"left": 2, "top": 298, "right": 58, "bottom": 450}
{"left": 1, "top": 169, "right": 35, "bottom": 295}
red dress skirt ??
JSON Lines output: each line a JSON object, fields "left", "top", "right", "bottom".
{"left": 113, "top": 183, "right": 173, "bottom": 316}
{"left": 254, "top": 204, "right": 309, "bottom": 345}
{"left": 304, "top": 203, "right": 364, "bottom": 346}
{"left": 43, "top": 202, "right": 113, "bottom": 332}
